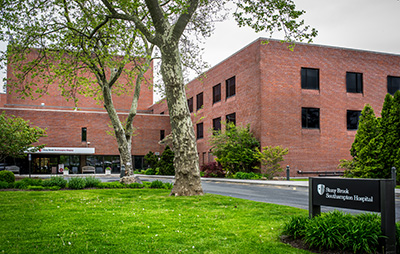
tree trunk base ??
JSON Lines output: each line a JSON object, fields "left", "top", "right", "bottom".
{"left": 119, "top": 175, "right": 142, "bottom": 185}
{"left": 170, "top": 174, "right": 203, "bottom": 196}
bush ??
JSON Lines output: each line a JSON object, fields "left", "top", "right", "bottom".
{"left": 0, "top": 180, "right": 9, "bottom": 189}
{"left": 233, "top": 172, "right": 262, "bottom": 180}
{"left": 127, "top": 182, "right": 144, "bottom": 188}
{"left": 144, "top": 151, "right": 159, "bottom": 169}
{"left": 157, "top": 146, "right": 175, "bottom": 175}
{"left": 144, "top": 168, "right": 156, "bottom": 175}
{"left": 0, "top": 170, "right": 15, "bottom": 183}
{"left": 283, "top": 211, "right": 384, "bottom": 253}
{"left": 27, "top": 185, "right": 45, "bottom": 190}
{"left": 42, "top": 176, "right": 67, "bottom": 188}
{"left": 282, "top": 215, "right": 309, "bottom": 240}
{"left": 97, "top": 182, "right": 125, "bottom": 189}
{"left": 68, "top": 177, "right": 86, "bottom": 189}
{"left": 14, "top": 180, "right": 27, "bottom": 189}
{"left": 254, "top": 146, "right": 289, "bottom": 179}
{"left": 142, "top": 181, "right": 151, "bottom": 188}
{"left": 164, "top": 182, "right": 174, "bottom": 190}
{"left": 84, "top": 176, "right": 101, "bottom": 188}
{"left": 200, "top": 162, "right": 226, "bottom": 178}
{"left": 21, "top": 178, "right": 43, "bottom": 187}
{"left": 149, "top": 180, "right": 164, "bottom": 189}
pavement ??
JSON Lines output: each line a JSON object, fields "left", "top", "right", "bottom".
{"left": 18, "top": 173, "right": 400, "bottom": 195}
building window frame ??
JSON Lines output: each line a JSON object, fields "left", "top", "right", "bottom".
{"left": 301, "top": 68, "right": 320, "bottom": 90}
{"left": 212, "top": 117, "right": 221, "bottom": 133}
{"left": 346, "top": 72, "right": 363, "bottom": 93}
{"left": 197, "top": 122, "right": 204, "bottom": 139}
{"left": 347, "top": 110, "right": 362, "bottom": 130}
{"left": 226, "top": 113, "right": 236, "bottom": 127}
{"left": 81, "top": 127, "right": 87, "bottom": 142}
{"left": 387, "top": 76, "right": 400, "bottom": 95}
{"left": 160, "top": 130, "right": 165, "bottom": 141}
{"left": 213, "top": 83, "right": 221, "bottom": 104}
{"left": 301, "top": 107, "right": 320, "bottom": 129}
{"left": 226, "top": 76, "right": 236, "bottom": 99}
{"left": 187, "top": 97, "right": 193, "bottom": 113}
{"left": 196, "top": 92, "right": 203, "bottom": 111}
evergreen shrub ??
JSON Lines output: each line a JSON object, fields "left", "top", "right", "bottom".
{"left": 68, "top": 177, "right": 86, "bottom": 189}
{"left": 0, "top": 170, "right": 15, "bottom": 183}
{"left": 157, "top": 146, "right": 175, "bottom": 175}
{"left": 84, "top": 176, "right": 101, "bottom": 188}
{"left": 0, "top": 180, "right": 9, "bottom": 189}
{"left": 42, "top": 176, "right": 67, "bottom": 188}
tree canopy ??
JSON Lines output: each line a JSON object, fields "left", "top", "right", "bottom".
{"left": 0, "top": 111, "right": 47, "bottom": 162}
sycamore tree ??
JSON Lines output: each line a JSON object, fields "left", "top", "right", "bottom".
{"left": 1, "top": 0, "right": 317, "bottom": 196}
{"left": 0, "top": 0, "right": 154, "bottom": 177}
{"left": 0, "top": 111, "right": 47, "bottom": 163}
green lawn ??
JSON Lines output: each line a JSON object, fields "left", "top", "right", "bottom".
{"left": 0, "top": 189, "right": 311, "bottom": 253}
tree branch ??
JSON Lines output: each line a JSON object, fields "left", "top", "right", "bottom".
{"left": 171, "top": 0, "right": 199, "bottom": 42}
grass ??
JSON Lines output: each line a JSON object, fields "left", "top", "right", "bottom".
{"left": 0, "top": 189, "right": 311, "bottom": 253}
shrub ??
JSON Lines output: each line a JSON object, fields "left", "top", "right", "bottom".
{"left": 200, "top": 162, "right": 226, "bottom": 178}
{"left": 254, "top": 146, "right": 289, "bottom": 179}
{"left": 68, "top": 177, "right": 86, "bottom": 189}
{"left": 97, "top": 182, "right": 125, "bottom": 189}
{"left": 282, "top": 215, "right": 309, "bottom": 240}
{"left": 233, "top": 172, "right": 262, "bottom": 180}
{"left": 149, "top": 180, "right": 164, "bottom": 189}
{"left": 157, "top": 146, "right": 175, "bottom": 175}
{"left": 0, "top": 180, "right": 9, "bottom": 189}
{"left": 127, "top": 182, "right": 144, "bottom": 189}
{"left": 14, "top": 180, "right": 28, "bottom": 189}
{"left": 144, "top": 168, "right": 156, "bottom": 175}
{"left": 84, "top": 176, "right": 101, "bottom": 188}
{"left": 142, "top": 181, "right": 151, "bottom": 188}
{"left": 27, "top": 185, "right": 45, "bottom": 190}
{"left": 42, "top": 176, "right": 67, "bottom": 188}
{"left": 20, "top": 178, "right": 43, "bottom": 187}
{"left": 284, "top": 211, "right": 384, "bottom": 253}
{"left": 144, "top": 151, "right": 159, "bottom": 169}
{"left": 0, "top": 170, "right": 15, "bottom": 183}
{"left": 164, "top": 182, "right": 174, "bottom": 190}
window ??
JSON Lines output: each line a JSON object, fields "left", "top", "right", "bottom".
{"left": 160, "top": 130, "right": 165, "bottom": 141}
{"left": 226, "top": 113, "right": 236, "bottom": 126}
{"left": 81, "top": 127, "right": 87, "bottom": 142}
{"left": 187, "top": 97, "right": 193, "bottom": 113}
{"left": 213, "top": 84, "right": 221, "bottom": 103}
{"left": 197, "top": 123, "right": 204, "bottom": 139}
{"left": 387, "top": 76, "right": 400, "bottom": 95}
{"left": 347, "top": 110, "right": 361, "bottom": 130}
{"left": 160, "top": 111, "right": 164, "bottom": 115}
{"left": 212, "top": 117, "right": 221, "bottom": 133}
{"left": 346, "top": 72, "right": 363, "bottom": 93}
{"left": 196, "top": 92, "right": 203, "bottom": 110}
{"left": 226, "top": 76, "right": 236, "bottom": 98}
{"left": 302, "top": 108, "right": 320, "bottom": 129}
{"left": 301, "top": 68, "right": 319, "bottom": 90}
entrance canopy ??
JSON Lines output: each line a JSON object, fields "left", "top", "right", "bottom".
{"left": 30, "top": 147, "right": 95, "bottom": 155}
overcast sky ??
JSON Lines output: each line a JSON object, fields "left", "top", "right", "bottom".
{"left": 2, "top": 0, "right": 400, "bottom": 101}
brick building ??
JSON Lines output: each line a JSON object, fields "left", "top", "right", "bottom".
{"left": 152, "top": 38, "right": 400, "bottom": 176}
{"left": 2, "top": 38, "right": 400, "bottom": 176}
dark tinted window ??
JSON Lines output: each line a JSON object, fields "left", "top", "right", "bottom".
{"left": 187, "top": 97, "right": 193, "bottom": 113}
{"left": 82, "top": 127, "right": 87, "bottom": 142}
{"left": 301, "top": 68, "right": 319, "bottom": 90}
{"left": 196, "top": 92, "right": 203, "bottom": 110}
{"left": 197, "top": 123, "right": 204, "bottom": 139}
{"left": 346, "top": 72, "right": 363, "bottom": 93}
{"left": 213, "top": 117, "right": 221, "bottom": 133}
{"left": 388, "top": 76, "right": 400, "bottom": 95}
{"left": 347, "top": 110, "right": 361, "bottom": 130}
{"left": 226, "top": 76, "right": 236, "bottom": 98}
{"left": 213, "top": 84, "right": 221, "bottom": 103}
{"left": 302, "top": 108, "right": 320, "bottom": 129}
{"left": 160, "top": 130, "right": 165, "bottom": 140}
{"left": 226, "top": 113, "right": 236, "bottom": 126}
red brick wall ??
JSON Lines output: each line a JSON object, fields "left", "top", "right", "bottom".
{"left": 183, "top": 39, "right": 400, "bottom": 174}
{"left": 3, "top": 109, "right": 170, "bottom": 156}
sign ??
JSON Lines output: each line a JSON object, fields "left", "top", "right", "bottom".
{"left": 32, "top": 147, "right": 95, "bottom": 154}
{"left": 58, "top": 164, "right": 64, "bottom": 173}
{"left": 311, "top": 178, "right": 380, "bottom": 212}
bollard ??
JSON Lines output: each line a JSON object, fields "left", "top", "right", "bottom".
{"left": 286, "top": 165, "right": 290, "bottom": 181}
{"left": 392, "top": 167, "right": 397, "bottom": 186}
{"left": 120, "top": 164, "right": 126, "bottom": 178}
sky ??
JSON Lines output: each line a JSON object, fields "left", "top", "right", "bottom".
{"left": 2, "top": 0, "right": 400, "bottom": 101}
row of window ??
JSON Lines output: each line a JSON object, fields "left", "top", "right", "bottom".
{"left": 187, "top": 76, "right": 236, "bottom": 113}
{"left": 302, "top": 67, "right": 400, "bottom": 95}
{"left": 302, "top": 108, "right": 361, "bottom": 130}
{"left": 196, "top": 113, "right": 236, "bottom": 139}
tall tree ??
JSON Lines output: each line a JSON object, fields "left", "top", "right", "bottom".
{"left": 1, "top": 0, "right": 154, "bottom": 177}
{"left": 0, "top": 111, "right": 47, "bottom": 162}
{"left": 1, "top": 0, "right": 317, "bottom": 196}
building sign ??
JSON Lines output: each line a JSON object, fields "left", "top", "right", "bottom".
{"left": 311, "top": 178, "right": 380, "bottom": 212}
{"left": 32, "top": 147, "right": 95, "bottom": 154}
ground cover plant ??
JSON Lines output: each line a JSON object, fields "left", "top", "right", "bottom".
{"left": 0, "top": 189, "right": 311, "bottom": 254}
{"left": 283, "top": 211, "right": 400, "bottom": 253}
